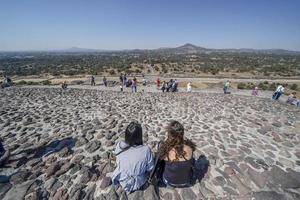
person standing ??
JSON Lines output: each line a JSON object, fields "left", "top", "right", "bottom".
{"left": 123, "top": 74, "right": 127, "bottom": 85}
{"left": 91, "top": 76, "right": 95, "bottom": 86}
{"left": 156, "top": 78, "right": 161, "bottom": 88}
{"left": 187, "top": 82, "right": 192, "bottom": 92}
{"left": 132, "top": 77, "right": 137, "bottom": 92}
{"left": 120, "top": 74, "right": 123, "bottom": 84}
{"left": 251, "top": 86, "right": 258, "bottom": 96}
{"left": 223, "top": 81, "right": 230, "bottom": 94}
{"left": 162, "top": 81, "right": 166, "bottom": 92}
{"left": 273, "top": 84, "right": 284, "bottom": 100}
{"left": 103, "top": 76, "right": 107, "bottom": 87}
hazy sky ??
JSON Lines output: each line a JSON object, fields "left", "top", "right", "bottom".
{"left": 0, "top": 0, "right": 300, "bottom": 51}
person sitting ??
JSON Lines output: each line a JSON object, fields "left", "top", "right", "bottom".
{"left": 1, "top": 75, "right": 13, "bottom": 88}
{"left": 112, "top": 121, "right": 154, "bottom": 193}
{"left": 287, "top": 92, "right": 297, "bottom": 105}
{"left": 159, "top": 120, "right": 197, "bottom": 187}
{"left": 62, "top": 81, "right": 68, "bottom": 89}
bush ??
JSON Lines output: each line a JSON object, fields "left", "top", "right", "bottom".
{"left": 108, "top": 69, "right": 115, "bottom": 75}
{"left": 135, "top": 69, "right": 142, "bottom": 74}
{"left": 16, "top": 80, "right": 27, "bottom": 85}
{"left": 269, "top": 82, "right": 277, "bottom": 91}
{"left": 41, "top": 80, "right": 51, "bottom": 85}
{"left": 258, "top": 82, "right": 268, "bottom": 90}
{"left": 290, "top": 83, "right": 298, "bottom": 90}
{"left": 246, "top": 82, "right": 255, "bottom": 89}
{"left": 237, "top": 82, "right": 246, "bottom": 89}
{"left": 26, "top": 81, "right": 39, "bottom": 85}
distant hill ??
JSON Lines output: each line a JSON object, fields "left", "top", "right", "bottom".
{"left": 1, "top": 44, "right": 300, "bottom": 55}
{"left": 151, "top": 43, "right": 300, "bottom": 55}
{"left": 57, "top": 47, "right": 105, "bottom": 52}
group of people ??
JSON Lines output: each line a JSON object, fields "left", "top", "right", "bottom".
{"left": 119, "top": 74, "right": 138, "bottom": 93}
{"left": 90, "top": 76, "right": 108, "bottom": 87}
{"left": 112, "top": 120, "right": 209, "bottom": 194}
{"left": 161, "top": 79, "right": 178, "bottom": 92}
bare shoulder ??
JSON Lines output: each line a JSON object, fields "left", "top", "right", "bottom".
{"left": 183, "top": 145, "right": 193, "bottom": 159}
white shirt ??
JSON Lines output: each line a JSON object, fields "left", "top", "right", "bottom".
{"left": 276, "top": 85, "right": 284, "bottom": 93}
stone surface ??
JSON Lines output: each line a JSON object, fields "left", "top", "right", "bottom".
{"left": 0, "top": 87, "right": 299, "bottom": 199}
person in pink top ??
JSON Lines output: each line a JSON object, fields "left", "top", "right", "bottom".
{"left": 252, "top": 86, "right": 258, "bottom": 96}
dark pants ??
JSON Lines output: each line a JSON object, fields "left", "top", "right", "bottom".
{"left": 273, "top": 92, "right": 282, "bottom": 100}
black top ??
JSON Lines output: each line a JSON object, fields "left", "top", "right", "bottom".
{"left": 0, "top": 141, "right": 5, "bottom": 156}
{"left": 163, "top": 158, "right": 194, "bottom": 185}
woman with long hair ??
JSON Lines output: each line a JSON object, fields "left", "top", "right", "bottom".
{"left": 159, "top": 120, "right": 197, "bottom": 187}
{"left": 112, "top": 121, "right": 154, "bottom": 193}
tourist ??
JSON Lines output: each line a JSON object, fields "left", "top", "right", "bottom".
{"left": 159, "top": 120, "right": 197, "bottom": 187}
{"left": 187, "top": 82, "right": 192, "bottom": 92}
{"left": 91, "top": 76, "right": 95, "bottom": 86}
{"left": 112, "top": 121, "right": 154, "bottom": 193}
{"left": 62, "top": 81, "right": 68, "bottom": 90}
{"left": 171, "top": 80, "right": 178, "bottom": 92}
{"left": 251, "top": 86, "right": 258, "bottom": 96}
{"left": 286, "top": 92, "right": 297, "bottom": 105}
{"left": 156, "top": 78, "right": 161, "bottom": 88}
{"left": 223, "top": 80, "right": 230, "bottom": 94}
{"left": 142, "top": 77, "right": 147, "bottom": 86}
{"left": 123, "top": 74, "right": 127, "bottom": 85}
{"left": 120, "top": 74, "right": 123, "bottom": 84}
{"left": 103, "top": 76, "right": 107, "bottom": 87}
{"left": 132, "top": 77, "right": 137, "bottom": 92}
{"left": 166, "top": 79, "right": 173, "bottom": 92}
{"left": 1, "top": 75, "right": 13, "bottom": 88}
{"left": 273, "top": 84, "right": 285, "bottom": 100}
{"left": 162, "top": 81, "right": 166, "bottom": 92}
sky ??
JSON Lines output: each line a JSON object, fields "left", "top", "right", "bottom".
{"left": 0, "top": 0, "right": 300, "bottom": 51}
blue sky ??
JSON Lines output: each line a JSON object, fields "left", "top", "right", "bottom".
{"left": 0, "top": 0, "right": 300, "bottom": 51}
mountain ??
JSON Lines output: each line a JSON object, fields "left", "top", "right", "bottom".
{"left": 59, "top": 47, "right": 104, "bottom": 52}
{"left": 2, "top": 44, "right": 299, "bottom": 55}
{"left": 150, "top": 44, "right": 300, "bottom": 55}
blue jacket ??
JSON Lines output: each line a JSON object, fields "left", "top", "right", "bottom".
{"left": 111, "top": 141, "right": 154, "bottom": 192}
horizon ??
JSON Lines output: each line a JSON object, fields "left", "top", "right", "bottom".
{"left": 1, "top": 0, "right": 300, "bottom": 51}
{"left": 1, "top": 43, "right": 300, "bottom": 52}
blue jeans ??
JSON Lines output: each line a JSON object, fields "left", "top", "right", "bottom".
{"left": 273, "top": 92, "right": 282, "bottom": 100}
{"left": 132, "top": 86, "right": 137, "bottom": 93}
